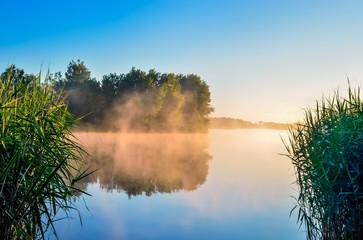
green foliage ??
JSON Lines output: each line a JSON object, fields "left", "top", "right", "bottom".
{"left": 284, "top": 84, "right": 363, "bottom": 239}
{"left": 180, "top": 74, "right": 214, "bottom": 132}
{"left": 65, "top": 59, "right": 90, "bottom": 84}
{"left": 100, "top": 73, "right": 122, "bottom": 107}
{"left": 55, "top": 60, "right": 214, "bottom": 132}
{"left": 65, "top": 78, "right": 102, "bottom": 124}
{"left": 0, "top": 66, "right": 90, "bottom": 239}
{"left": 0, "top": 65, "right": 37, "bottom": 85}
{"left": 54, "top": 61, "right": 102, "bottom": 124}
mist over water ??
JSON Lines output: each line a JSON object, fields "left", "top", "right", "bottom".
{"left": 75, "top": 132, "right": 211, "bottom": 197}
{"left": 55, "top": 130, "right": 304, "bottom": 240}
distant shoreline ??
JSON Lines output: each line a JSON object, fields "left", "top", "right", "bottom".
{"left": 209, "top": 117, "right": 293, "bottom": 130}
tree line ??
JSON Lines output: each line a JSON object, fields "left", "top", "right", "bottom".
{"left": 1, "top": 60, "right": 214, "bottom": 132}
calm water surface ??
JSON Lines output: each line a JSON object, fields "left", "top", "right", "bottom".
{"left": 54, "top": 129, "right": 305, "bottom": 240}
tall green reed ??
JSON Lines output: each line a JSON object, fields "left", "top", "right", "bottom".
{"left": 0, "top": 67, "right": 90, "bottom": 239}
{"left": 284, "top": 84, "right": 363, "bottom": 239}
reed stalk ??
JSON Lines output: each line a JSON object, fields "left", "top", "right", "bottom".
{"left": 284, "top": 83, "right": 363, "bottom": 239}
{"left": 0, "top": 66, "right": 90, "bottom": 239}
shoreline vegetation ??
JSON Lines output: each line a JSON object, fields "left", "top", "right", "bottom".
{"left": 0, "top": 67, "right": 90, "bottom": 239}
{"left": 52, "top": 60, "right": 214, "bottom": 133}
{"left": 1, "top": 62, "right": 289, "bottom": 134}
{"left": 1, "top": 60, "right": 213, "bottom": 133}
{"left": 209, "top": 117, "right": 293, "bottom": 130}
{"left": 284, "top": 84, "right": 363, "bottom": 239}
{"left": 74, "top": 117, "right": 293, "bottom": 132}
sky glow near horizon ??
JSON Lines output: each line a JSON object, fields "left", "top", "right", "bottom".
{"left": 1, "top": 1, "right": 363, "bottom": 123}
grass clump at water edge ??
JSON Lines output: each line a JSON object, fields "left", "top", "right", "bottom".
{"left": 284, "top": 83, "right": 363, "bottom": 239}
{"left": 0, "top": 67, "right": 91, "bottom": 239}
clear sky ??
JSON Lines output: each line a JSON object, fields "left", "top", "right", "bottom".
{"left": 1, "top": 0, "right": 363, "bottom": 123}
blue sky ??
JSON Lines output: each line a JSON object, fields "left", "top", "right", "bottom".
{"left": 1, "top": 1, "right": 363, "bottom": 122}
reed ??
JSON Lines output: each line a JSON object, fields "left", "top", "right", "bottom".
{"left": 284, "top": 83, "right": 363, "bottom": 239}
{"left": 0, "top": 67, "right": 90, "bottom": 239}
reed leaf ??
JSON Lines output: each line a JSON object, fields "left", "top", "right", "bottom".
{"left": 0, "top": 66, "right": 90, "bottom": 239}
{"left": 284, "top": 84, "right": 363, "bottom": 239}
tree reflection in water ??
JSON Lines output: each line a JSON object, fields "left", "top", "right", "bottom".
{"left": 74, "top": 133, "right": 212, "bottom": 197}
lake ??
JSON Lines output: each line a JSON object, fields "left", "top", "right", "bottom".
{"left": 53, "top": 129, "right": 305, "bottom": 240}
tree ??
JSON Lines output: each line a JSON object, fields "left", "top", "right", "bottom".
{"left": 65, "top": 59, "right": 90, "bottom": 84}
{"left": 1, "top": 65, "right": 37, "bottom": 85}
{"left": 55, "top": 60, "right": 102, "bottom": 125}
{"left": 150, "top": 73, "right": 184, "bottom": 131}
{"left": 180, "top": 74, "right": 214, "bottom": 132}
{"left": 100, "top": 73, "right": 124, "bottom": 112}
{"left": 67, "top": 77, "right": 102, "bottom": 124}
{"left": 118, "top": 67, "right": 154, "bottom": 95}
{"left": 52, "top": 64, "right": 214, "bottom": 132}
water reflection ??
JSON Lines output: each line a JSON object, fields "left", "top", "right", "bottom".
{"left": 55, "top": 130, "right": 305, "bottom": 240}
{"left": 74, "top": 133, "right": 211, "bottom": 197}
